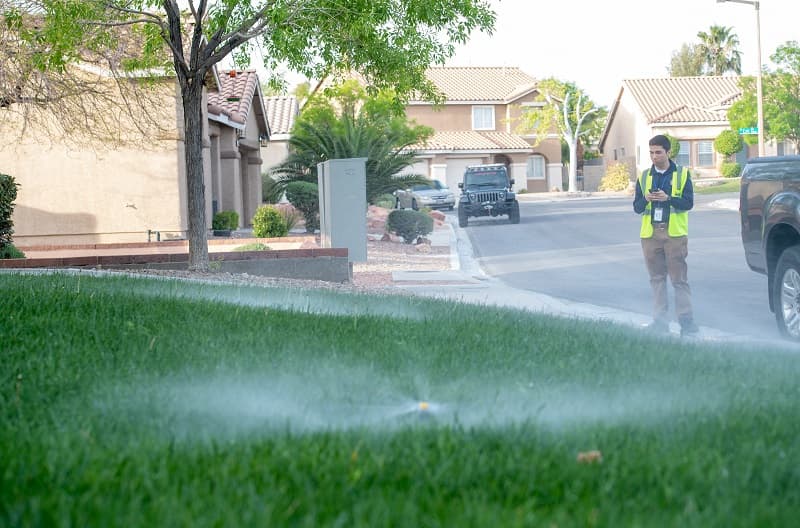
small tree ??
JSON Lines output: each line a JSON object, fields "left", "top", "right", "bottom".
{"left": 715, "top": 130, "right": 744, "bottom": 162}
{"left": 663, "top": 134, "right": 681, "bottom": 159}
{"left": 516, "top": 78, "right": 606, "bottom": 192}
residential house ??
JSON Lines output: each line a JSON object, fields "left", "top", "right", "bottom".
{"left": 261, "top": 95, "right": 299, "bottom": 172}
{"left": 207, "top": 69, "right": 270, "bottom": 227}
{"left": 1, "top": 67, "right": 269, "bottom": 246}
{"left": 599, "top": 76, "right": 749, "bottom": 180}
{"left": 403, "top": 67, "right": 563, "bottom": 192}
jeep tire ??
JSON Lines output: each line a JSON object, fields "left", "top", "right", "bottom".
{"left": 509, "top": 201, "right": 520, "bottom": 224}
{"left": 458, "top": 207, "right": 468, "bottom": 228}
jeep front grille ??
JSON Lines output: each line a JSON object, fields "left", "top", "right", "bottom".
{"left": 475, "top": 191, "right": 503, "bottom": 203}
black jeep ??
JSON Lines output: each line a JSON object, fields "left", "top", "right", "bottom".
{"left": 457, "top": 164, "right": 520, "bottom": 227}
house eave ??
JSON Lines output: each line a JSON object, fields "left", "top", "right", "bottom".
{"left": 208, "top": 113, "right": 245, "bottom": 130}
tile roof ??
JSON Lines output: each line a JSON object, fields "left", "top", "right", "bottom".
{"left": 411, "top": 66, "right": 538, "bottom": 103}
{"left": 264, "top": 96, "right": 298, "bottom": 135}
{"left": 207, "top": 69, "right": 262, "bottom": 128}
{"left": 624, "top": 76, "right": 742, "bottom": 124}
{"left": 412, "top": 131, "right": 533, "bottom": 152}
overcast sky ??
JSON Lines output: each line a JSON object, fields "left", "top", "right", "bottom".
{"left": 447, "top": 0, "right": 800, "bottom": 108}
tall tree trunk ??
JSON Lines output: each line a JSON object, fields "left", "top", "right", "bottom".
{"left": 568, "top": 139, "right": 578, "bottom": 192}
{"left": 182, "top": 78, "right": 209, "bottom": 271}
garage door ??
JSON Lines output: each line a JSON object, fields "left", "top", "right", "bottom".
{"left": 445, "top": 158, "right": 483, "bottom": 192}
{"left": 395, "top": 159, "right": 429, "bottom": 178}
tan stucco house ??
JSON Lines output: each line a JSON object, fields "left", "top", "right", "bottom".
{"left": 1, "top": 66, "right": 269, "bottom": 246}
{"left": 403, "top": 66, "right": 563, "bottom": 192}
{"left": 599, "top": 76, "right": 750, "bottom": 179}
{"left": 260, "top": 95, "right": 299, "bottom": 172}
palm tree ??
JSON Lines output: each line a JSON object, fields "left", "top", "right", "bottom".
{"left": 697, "top": 25, "right": 742, "bottom": 75}
{"left": 270, "top": 112, "right": 431, "bottom": 205}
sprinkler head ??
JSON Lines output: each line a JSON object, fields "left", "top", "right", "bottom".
{"left": 418, "top": 401, "right": 430, "bottom": 412}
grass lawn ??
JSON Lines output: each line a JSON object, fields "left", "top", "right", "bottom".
{"left": 695, "top": 179, "right": 741, "bottom": 195}
{"left": 2, "top": 272, "right": 800, "bottom": 526}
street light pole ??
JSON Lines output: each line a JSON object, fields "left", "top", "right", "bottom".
{"left": 717, "top": 0, "right": 765, "bottom": 157}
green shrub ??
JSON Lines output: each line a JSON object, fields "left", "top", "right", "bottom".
{"left": 720, "top": 162, "right": 742, "bottom": 178}
{"left": 715, "top": 130, "right": 744, "bottom": 159}
{"left": 252, "top": 205, "right": 288, "bottom": 238}
{"left": 0, "top": 172, "right": 19, "bottom": 253}
{"left": 598, "top": 162, "right": 631, "bottom": 191}
{"left": 285, "top": 181, "right": 319, "bottom": 233}
{"left": 212, "top": 210, "right": 239, "bottom": 231}
{"left": 0, "top": 243, "right": 24, "bottom": 259}
{"left": 233, "top": 242, "right": 270, "bottom": 252}
{"left": 374, "top": 193, "right": 396, "bottom": 209}
{"left": 261, "top": 174, "right": 284, "bottom": 203}
{"left": 386, "top": 209, "right": 433, "bottom": 244}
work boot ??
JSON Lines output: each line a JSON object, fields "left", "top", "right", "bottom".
{"left": 680, "top": 320, "right": 700, "bottom": 337}
{"left": 645, "top": 319, "right": 669, "bottom": 334}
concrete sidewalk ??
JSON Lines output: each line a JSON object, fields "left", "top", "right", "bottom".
{"left": 393, "top": 214, "right": 748, "bottom": 344}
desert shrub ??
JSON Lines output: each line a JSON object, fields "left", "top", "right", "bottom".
{"left": 720, "top": 162, "right": 742, "bottom": 178}
{"left": 285, "top": 181, "right": 319, "bottom": 233}
{"left": 374, "top": 193, "right": 396, "bottom": 209}
{"left": 1, "top": 173, "right": 19, "bottom": 254}
{"left": 252, "top": 205, "right": 288, "bottom": 238}
{"left": 261, "top": 173, "right": 284, "bottom": 203}
{"left": 715, "top": 130, "right": 744, "bottom": 159}
{"left": 212, "top": 210, "right": 239, "bottom": 231}
{"left": 273, "top": 203, "right": 302, "bottom": 232}
{"left": 386, "top": 209, "right": 433, "bottom": 244}
{"left": 598, "top": 162, "right": 631, "bottom": 191}
{"left": 233, "top": 243, "right": 270, "bottom": 251}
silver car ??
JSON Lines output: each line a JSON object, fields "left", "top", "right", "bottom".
{"left": 394, "top": 180, "right": 455, "bottom": 211}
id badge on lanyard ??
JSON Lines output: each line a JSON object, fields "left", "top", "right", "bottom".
{"left": 653, "top": 204, "right": 664, "bottom": 222}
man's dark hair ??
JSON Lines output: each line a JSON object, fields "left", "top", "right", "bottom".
{"left": 649, "top": 134, "right": 671, "bottom": 152}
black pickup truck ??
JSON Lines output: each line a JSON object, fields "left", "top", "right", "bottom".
{"left": 740, "top": 155, "right": 800, "bottom": 340}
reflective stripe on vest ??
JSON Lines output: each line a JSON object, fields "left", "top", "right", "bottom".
{"left": 639, "top": 166, "right": 689, "bottom": 238}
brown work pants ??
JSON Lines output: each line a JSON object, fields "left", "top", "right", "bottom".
{"left": 641, "top": 226, "right": 693, "bottom": 323}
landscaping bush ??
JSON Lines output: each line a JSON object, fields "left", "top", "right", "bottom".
{"left": 374, "top": 193, "right": 396, "bottom": 210}
{"left": 285, "top": 181, "right": 319, "bottom": 233}
{"left": 0, "top": 243, "right": 24, "bottom": 259}
{"left": 252, "top": 205, "right": 288, "bottom": 238}
{"left": 721, "top": 162, "right": 742, "bottom": 178}
{"left": 598, "top": 162, "right": 631, "bottom": 192}
{"left": 0, "top": 173, "right": 22, "bottom": 258}
{"left": 386, "top": 209, "right": 433, "bottom": 244}
{"left": 212, "top": 210, "right": 239, "bottom": 231}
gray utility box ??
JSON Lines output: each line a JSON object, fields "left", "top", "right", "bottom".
{"left": 317, "top": 158, "right": 367, "bottom": 262}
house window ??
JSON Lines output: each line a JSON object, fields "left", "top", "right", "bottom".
{"left": 472, "top": 106, "right": 495, "bottom": 130}
{"left": 697, "top": 141, "right": 714, "bottom": 167}
{"left": 526, "top": 155, "right": 546, "bottom": 180}
{"left": 675, "top": 141, "right": 691, "bottom": 167}
{"left": 620, "top": 147, "right": 626, "bottom": 157}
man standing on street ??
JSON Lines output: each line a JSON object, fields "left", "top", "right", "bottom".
{"left": 633, "top": 134, "right": 699, "bottom": 337}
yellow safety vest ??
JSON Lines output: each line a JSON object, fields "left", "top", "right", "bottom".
{"left": 639, "top": 166, "right": 689, "bottom": 238}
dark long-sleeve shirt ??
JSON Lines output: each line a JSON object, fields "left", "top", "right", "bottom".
{"left": 633, "top": 160, "right": 694, "bottom": 224}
